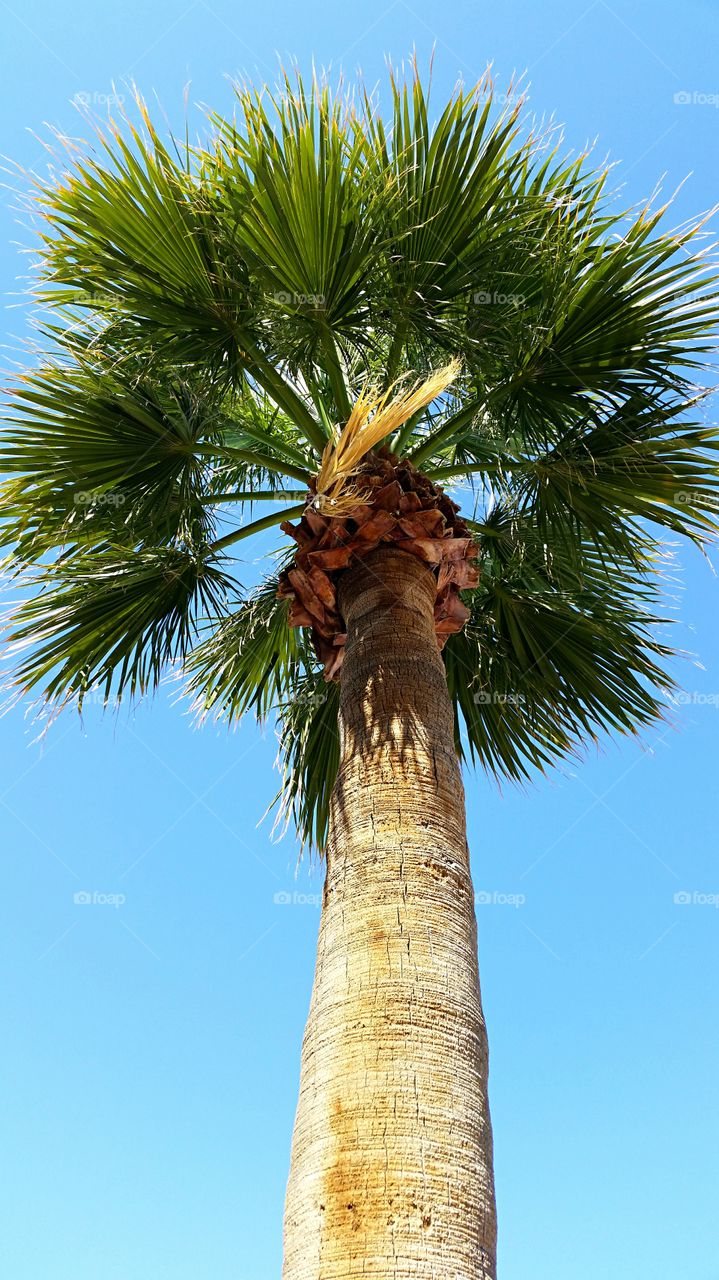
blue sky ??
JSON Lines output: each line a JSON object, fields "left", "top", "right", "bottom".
{"left": 1, "top": 3, "right": 718, "bottom": 1278}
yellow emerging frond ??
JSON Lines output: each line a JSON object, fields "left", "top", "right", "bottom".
{"left": 315, "top": 360, "right": 460, "bottom": 514}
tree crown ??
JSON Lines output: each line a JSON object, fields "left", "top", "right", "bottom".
{"left": 2, "top": 66, "right": 718, "bottom": 847}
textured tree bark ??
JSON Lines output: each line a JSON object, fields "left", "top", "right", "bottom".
{"left": 282, "top": 547, "right": 496, "bottom": 1280}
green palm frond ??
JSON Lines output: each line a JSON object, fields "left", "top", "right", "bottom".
{"left": 445, "top": 518, "right": 675, "bottom": 778}
{"left": 357, "top": 71, "right": 527, "bottom": 370}
{"left": 406, "top": 149, "right": 719, "bottom": 467}
{"left": 511, "top": 391, "right": 719, "bottom": 549}
{"left": 209, "top": 75, "right": 388, "bottom": 380}
{"left": 185, "top": 574, "right": 340, "bottom": 848}
{"left": 0, "top": 347, "right": 314, "bottom": 565}
{"left": 32, "top": 97, "right": 324, "bottom": 452}
{"left": 273, "top": 673, "right": 340, "bottom": 852}
{"left": 429, "top": 389, "right": 719, "bottom": 558}
{"left": 5, "top": 545, "right": 231, "bottom": 707}
{"left": 185, "top": 571, "right": 312, "bottom": 722}
{"left": 36, "top": 105, "right": 243, "bottom": 364}
{"left": 2, "top": 357, "right": 210, "bottom": 561}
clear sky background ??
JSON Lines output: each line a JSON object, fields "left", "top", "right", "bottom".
{"left": 1, "top": 3, "right": 718, "bottom": 1278}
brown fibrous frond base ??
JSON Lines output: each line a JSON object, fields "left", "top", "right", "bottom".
{"left": 277, "top": 448, "right": 479, "bottom": 679}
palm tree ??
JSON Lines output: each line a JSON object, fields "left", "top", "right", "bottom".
{"left": 2, "top": 67, "right": 718, "bottom": 1279}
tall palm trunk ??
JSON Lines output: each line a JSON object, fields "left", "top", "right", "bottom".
{"left": 283, "top": 547, "right": 496, "bottom": 1280}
